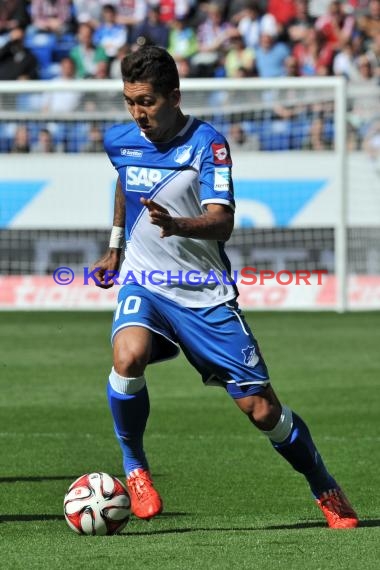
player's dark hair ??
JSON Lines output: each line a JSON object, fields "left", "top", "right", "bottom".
{"left": 121, "top": 46, "right": 180, "bottom": 97}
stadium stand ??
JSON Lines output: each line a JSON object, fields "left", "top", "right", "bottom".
{"left": 0, "top": 0, "right": 379, "bottom": 154}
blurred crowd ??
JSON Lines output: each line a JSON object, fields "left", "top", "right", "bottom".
{"left": 0, "top": 1, "right": 379, "bottom": 157}
{"left": 0, "top": 0, "right": 379, "bottom": 82}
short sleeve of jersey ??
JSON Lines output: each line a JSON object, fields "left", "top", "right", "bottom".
{"left": 103, "top": 123, "right": 130, "bottom": 169}
{"left": 103, "top": 125, "right": 117, "bottom": 166}
{"left": 199, "top": 134, "right": 235, "bottom": 211}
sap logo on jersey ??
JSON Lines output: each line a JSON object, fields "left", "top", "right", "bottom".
{"left": 126, "top": 167, "right": 163, "bottom": 192}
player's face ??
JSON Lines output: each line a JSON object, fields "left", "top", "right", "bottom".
{"left": 123, "top": 82, "right": 182, "bottom": 142}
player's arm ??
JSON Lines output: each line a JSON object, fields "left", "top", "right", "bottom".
{"left": 91, "top": 177, "right": 125, "bottom": 289}
{"left": 140, "top": 198, "right": 234, "bottom": 241}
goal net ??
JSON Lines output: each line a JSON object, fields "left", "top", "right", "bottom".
{"left": 0, "top": 77, "right": 379, "bottom": 310}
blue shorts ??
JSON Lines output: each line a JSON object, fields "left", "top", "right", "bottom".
{"left": 111, "top": 284, "right": 270, "bottom": 399}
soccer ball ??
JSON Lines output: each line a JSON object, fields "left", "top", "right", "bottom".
{"left": 63, "top": 472, "right": 131, "bottom": 535}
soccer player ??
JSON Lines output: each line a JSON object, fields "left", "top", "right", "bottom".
{"left": 92, "top": 46, "right": 358, "bottom": 529}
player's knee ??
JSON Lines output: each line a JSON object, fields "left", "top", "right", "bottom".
{"left": 250, "top": 404, "right": 281, "bottom": 431}
{"left": 113, "top": 343, "right": 149, "bottom": 377}
{"left": 261, "top": 405, "right": 293, "bottom": 442}
{"left": 113, "top": 327, "right": 152, "bottom": 377}
{"left": 236, "top": 395, "right": 282, "bottom": 431}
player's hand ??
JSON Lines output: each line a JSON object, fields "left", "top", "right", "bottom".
{"left": 90, "top": 249, "right": 121, "bottom": 289}
{"left": 140, "top": 197, "right": 178, "bottom": 238}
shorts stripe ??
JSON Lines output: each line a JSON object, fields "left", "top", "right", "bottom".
{"left": 112, "top": 322, "right": 178, "bottom": 348}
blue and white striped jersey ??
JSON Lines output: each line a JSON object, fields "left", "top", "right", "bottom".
{"left": 104, "top": 116, "right": 237, "bottom": 307}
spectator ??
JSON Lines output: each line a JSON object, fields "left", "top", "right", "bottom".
{"left": 267, "top": 0, "right": 297, "bottom": 29}
{"left": 0, "top": 1, "right": 30, "bottom": 43}
{"left": 42, "top": 57, "right": 81, "bottom": 112}
{"left": 154, "top": 0, "right": 195, "bottom": 23}
{"left": 260, "top": 12, "right": 280, "bottom": 37}
{"left": 114, "top": 0, "right": 147, "bottom": 28}
{"left": 308, "top": 0, "right": 333, "bottom": 17}
{"left": 365, "top": 29, "right": 380, "bottom": 79}
{"left": 362, "top": 118, "right": 380, "bottom": 168}
{"left": 254, "top": 30, "right": 291, "bottom": 77}
{"left": 232, "top": 3, "right": 261, "bottom": 50}
{"left": 70, "top": 23, "right": 108, "bottom": 78}
{"left": 284, "top": 53, "right": 301, "bottom": 75}
{"left": 72, "top": 0, "right": 103, "bottom": 28}
{"left": 224, "top": 34, "right": 255, "bottom": 77}
{"left": 93, "top": 4, "right": 127, "bottom": 59}
{"left": 192, "top": 3, "right": 240, "bottom": 71}
{"left": 0, "top": 27, "right": 39, "bottom": 80}
{"left": 130, "top": 5, "right": 169, "bottom": 48}
{"left": 228, "top": 122, "right": 259, "bottom": 150}
{"left": 81, "top": 123, "right": 104, "bottom": 152}
{"left": 287, "top": 0, "right": 316, "bottom": 45}
{"left": 293, "top": 27, "right": 334, "bottom": 75}
{"left": 333, "top": 38, "right": 362, "bottom": 79}
{"left": 353, "top": 52, "right": 377, "bottom": 80}
{"left": 31, "top": 127, "right": 56, "bottom": 152}
{"left": 109, "top": 43, "right": 131, "bottom": 79}
{"left": 168, "top": 14, "right": 198, "bottom": 60}
{"left": 11, "top": 124, "right": 30, "bottom": 153}
{"left": 96, "top": 58, "right": 110, "bottom": 78}
{"left": 198, "top": 3, "right": 240, "bottom": 52}
{"left": 352, "top": 30, "right": 366, "bottom": 57}
{"left": 315, "top": 0, "right": 356, "bottom": 50}
{"left": 175, "top": 55, "right": 195, "bottom": 78}
{"left": 347, "top": 55, "right": 378, "bottom": 143}
{"left": 309, "top": 109, "right": 332, "bottom": 149}
{"left": 346, "top": 1, "right": 371, "bottom": 15}
{"left": 357, "top": 0, "right": 380, "bottom": 44}
{"left": 226, "top": 0, "right": 258, "bottom": 21}
{"left": 29, "top": 0, "right": 74, "bottom": 34}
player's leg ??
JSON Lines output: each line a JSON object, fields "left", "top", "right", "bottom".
{"left": 109, "top": 325, "right": 164, "bottom": 520}
{"left": 108, "top": 284, "right": 179, "bottom": 520}
{"left": 111, "top": 326, "right": 178, "bottom": 474}
{"left": 233, "top": 385, "right": 337, "bottom": 494}
{"left": 233, "top": 388, "right": 358, "bottom": 529}
{"left": 174, "top": 300, "right": 358, "bottom": 528}
{"left": 234, "top": 387, "right": 335, "bottom": 491}
{"left": 110, "top": 326, "right": 152, "bottom": 475}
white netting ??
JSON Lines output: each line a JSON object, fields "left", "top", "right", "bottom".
{"left": 0, "top": 78, "right": 338, "bottom": 152}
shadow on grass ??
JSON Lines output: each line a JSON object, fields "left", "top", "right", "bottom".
{"left": 0, "top": 512, "right": 189, "bottom": 523}
{"left": 125, "top": 518, "right": 380, "bottom": 535}
{"left": 0, "top": 475, "right": 126, "bottom": 483}
{"left": 0, "top": 476, "right": 80, "bottom": 483}
{"left": 0, "top": 514, "right": 65, "bottom": 522}
{"left": 1, "top": 514, "right": 379, "bottom": 530}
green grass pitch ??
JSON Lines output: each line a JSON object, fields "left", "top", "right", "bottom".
{"left": 0, "top": 311, "right": 379, "bottom": 569}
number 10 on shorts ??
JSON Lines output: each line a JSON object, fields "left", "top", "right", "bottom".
{"left": 115, "top": 296, "right": 141, "bottom": 321}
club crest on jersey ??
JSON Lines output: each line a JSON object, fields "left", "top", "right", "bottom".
{"left": 174, "top": 145, "right": 192, "bottom": 164}
{"left": 212, "top": 143, "right": 231, "bottom": 165}
{"left": 126, "top": 166, "right": 163, "bottom": 192}
{"left": 242, "top": 345, "right": 259, "bottom": 367}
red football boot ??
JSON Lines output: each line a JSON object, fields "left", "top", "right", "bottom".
{"left": 127, "top": 468, "right": 163, "bottom": 520}
{"left": 316, "top": 488, "right": 359, "bottom": 529}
